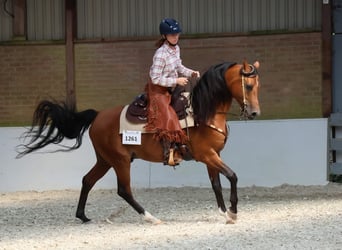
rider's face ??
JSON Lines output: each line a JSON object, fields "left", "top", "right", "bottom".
{"left": 165, "top": 33, "right": 180, "bottom": 45}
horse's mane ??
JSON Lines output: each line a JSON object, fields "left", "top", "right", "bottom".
{"left": 191, "top": 62, "right": 236, "bottom": 124}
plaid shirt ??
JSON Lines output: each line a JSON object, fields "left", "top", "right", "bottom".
{"left": 149, "top": 43, "right": 194, "bottom": 87}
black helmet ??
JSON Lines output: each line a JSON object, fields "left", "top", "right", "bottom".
{"left": 159, "top": 18, "right": 182, "bottom": 35}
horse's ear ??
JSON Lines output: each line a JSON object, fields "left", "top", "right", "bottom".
{"left": 253, "top": 61, "right": 260, "bottom": 69}
{"left": 243, "top": 60, "right": 249, "bottom": 72}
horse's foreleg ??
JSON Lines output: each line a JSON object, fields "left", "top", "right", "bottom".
{"left": 116, "top": 167, "right": 161, "bottom": 224}
{"left": 207, "top": 163, "right": 238, "bottom": 224}
{"left": 207, "top": 168, "right": 226, "bottom": 210}
{"left": 220, "top": 163, "right": 238, "bottom": 223}
{"left": 76, "top": 160, "right": 111, "bottom": 223}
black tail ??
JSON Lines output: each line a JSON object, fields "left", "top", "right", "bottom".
{"left": 16, "top": 100, "right": 98, "bottom": 158}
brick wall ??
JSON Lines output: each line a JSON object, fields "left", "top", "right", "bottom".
{"left": 0, "top": 32, "right": 322, "bottom": 125}
{"left": 0, "top": 45, "right": 66, "bottom": 125}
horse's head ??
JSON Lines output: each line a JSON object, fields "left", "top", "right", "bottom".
{"left": 191, "top": 60, "right": 261, "bottom": 124}
{"left": 227, "top": 60, "right": 261, "bottom": 120}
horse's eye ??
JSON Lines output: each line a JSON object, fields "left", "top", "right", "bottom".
{"left": 245, "top": 84, "right": 253, "bottom": 91}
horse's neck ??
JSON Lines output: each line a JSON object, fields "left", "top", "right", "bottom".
{"left": 208, "top": 103, "right": 230, "bottom": 132}
{"left": 219, "top": 103, "right": 231, "bottom": 113}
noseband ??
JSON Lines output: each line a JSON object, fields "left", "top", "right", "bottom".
{"left": 240, "top": 64, "right": 258, "bottom": 120}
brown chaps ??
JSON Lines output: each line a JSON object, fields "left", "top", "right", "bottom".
{"left": 144, "top": 82, "right": 188, "bottom": 144}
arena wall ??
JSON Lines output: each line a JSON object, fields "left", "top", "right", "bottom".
{"left": 0, "top": 119, "right": 328, "bottom": 192}
{"left": 0, "top": 32, "right": 322, "bottom": 126}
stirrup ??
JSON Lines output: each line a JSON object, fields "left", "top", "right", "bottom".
{"left": 168, "top": 148, "right": 176, "bottom": 166}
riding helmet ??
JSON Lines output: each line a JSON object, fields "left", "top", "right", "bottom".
{"left": 159, "top": 18, "right": 182, "bottom": 35}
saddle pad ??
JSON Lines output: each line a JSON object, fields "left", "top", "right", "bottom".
{"left": 119, "top": 105, "right": 195, "bottom": 134}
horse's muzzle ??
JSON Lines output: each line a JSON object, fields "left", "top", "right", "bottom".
{"left": 248, "top": 110, "right": 260, "bottom": 120}
{"left": 240, "top": 104, "right": 260, "bottom": 120}
{"left": 248, "top": 112, "right": 257, "bottom": 120}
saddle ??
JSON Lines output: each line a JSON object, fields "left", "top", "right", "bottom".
{"left": 126, "top": 85, "right": 189, "bottom": 124}
{"left": 125, "top": 85, "right": 192, "bottom": 166}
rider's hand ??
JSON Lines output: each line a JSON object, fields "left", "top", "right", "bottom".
{"left": 191, "top": 71, "right": 200, "bottom": 78}
{"left": 176, "top": 77, "right": 188, "bottom": 86}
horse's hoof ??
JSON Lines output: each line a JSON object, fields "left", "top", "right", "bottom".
{"left": 152, "top": 219, "right": 163, "bottom": 225}
{"left": 227, "top": 209, "right": 237, "bottom": 221}
{"left": 226, "top": 219, "right": 235, "bottom": 224}
{"left": 219, "top": 208, "right": 237, "bottom": 224}
{"left": 142, "top": 211, "right": 162, "bottom": 225}
{"left": 76, "top": 213, "right": 91, "bottom": 223}
{"left": 225, "top": 211, "right": 237, "bottom": 224}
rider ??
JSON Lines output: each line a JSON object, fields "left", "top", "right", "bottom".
{"left": 145, "top": 18, "right": 200, "bottom": 165}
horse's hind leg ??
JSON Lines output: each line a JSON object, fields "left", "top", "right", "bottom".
{"left": 114, "top": 162, "right": 161, "bottom": 224}
{"left": 76, "top": 154, "right": 111, "bottom": 223}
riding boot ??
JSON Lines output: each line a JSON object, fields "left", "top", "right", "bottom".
{"left": 178, "top": 144, "right": 193, "bottom": 161}
{"left": 162, "top": 139, "right": 171, "bottom": 165}
{"left": 174, "top": 143, "right": 192, "bottom": 161}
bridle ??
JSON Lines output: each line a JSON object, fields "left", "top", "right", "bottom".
{"left": 239, "top": 64, "right": 258, "bottom": 120}
{"left": 202, "top": 63, "right": 259, "bottom": 139}
{"left": 214, "top": 64, "right": 259, "bottom": 120}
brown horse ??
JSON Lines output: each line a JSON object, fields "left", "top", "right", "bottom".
{"left": 17, "top": 60, "right": 260, "bottom": 224}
